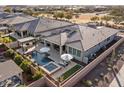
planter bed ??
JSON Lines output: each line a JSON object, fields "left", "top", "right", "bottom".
{"left": 61, "top": 64, "right": 81, "bottom": 81}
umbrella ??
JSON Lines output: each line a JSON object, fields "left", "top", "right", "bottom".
{"left": 61, "top": 54, "right": 73, "bottom": 61}
{"left": 40, "top": 47, "right": 50, "bottom": 53}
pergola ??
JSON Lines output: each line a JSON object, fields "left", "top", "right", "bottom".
{"left": 17, "top": 37, "right": 36, "bottom": 53}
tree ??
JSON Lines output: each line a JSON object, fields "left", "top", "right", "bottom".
{"left": 14, "top": 54, "right": 23, "bottom": 65}
{"left": 65, "top": 13, "right": 72, "bottom": 20}
{"left": 32, "top": 70, "right": 42, "bottom": 80}
{"left": 90, "top": 16, "right": 99, "bottom": 23}
{"left": 113, "top": 16, "right": 123, "bottom": 24}
{"left": 4, "top": 6, "right": 12, "bottom": 13}
{"left": 101, "top": 16, "right": 112, "bottom": 25}
{"left": 5, "top": 49, "right": 15, "bottom": 58}
{"left": 53, "top": 12, "right": 64, "bottom": 19}
{"left": 20, "top": 60, "right": 31, "bottom": 73}
{"left": 23, "top": 8, "right": 33, "bottom": 16}
{"left": 109, "top": 7, "right": 124, "bottom": 17}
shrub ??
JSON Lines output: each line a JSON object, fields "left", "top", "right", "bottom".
{"left": 58, "top": 76, "right": 64, "bottom": 82}
{"left": 5, "top": 49, "right": 15, "bottom": 58}
{"left": 32, "top": 70, "right": 42, "bottom": 80}
{"left": 107, "top": 67, "right": 112, "bottom": 71}
{"left": 84, "top": 80, "right": 93, "bottom": 87}
{"left": 0, "top": 37, "right": 3, "bottom": 43}
{"left": 3, "top": 37, "right": 12, "bottom": 43}
{"left": 94, "top": 78, "right": 99, "bottom": 83}
{"left": 20, "top": 60, "right": 31, "bottom": 73}
{"left": 14, "top": 54, "right": 23, "bottom": 65}
{"left": 100, "top": 73, "right": 104, "bottom": 78}
{"left": 107, "top": 64, "right": 112, "bottom": 68}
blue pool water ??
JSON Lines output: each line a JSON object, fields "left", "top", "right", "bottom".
{"left": 31, "top": 51, "right": 52, "bottom": 66}
{"left": 44, "top": 63, "right": 58, "bottom": 72}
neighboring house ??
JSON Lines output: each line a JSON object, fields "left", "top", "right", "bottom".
{"left": 14, "top": 17, "right": 73, "bottom": 38}
{"left": 0, "top": 14, "right": 73, "bottom": 38}
{"left": 41, "top": 24, "right": 119, "bottom": 64}
{"left": 0, "top": 14, "right": 37, "bottom": 38}
{"left": 0, "top": 60, "right": 23, "bottom": 84}
{"left": 0, "top": 12, "right": 9, "bottom": 19}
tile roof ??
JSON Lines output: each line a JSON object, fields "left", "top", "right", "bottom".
{"left": 15, "top": 17, "right": 73, "bottom": 34}
{"left": 0, "top": 60, "right": 23, "bottom": 82}
{"left": 0, "top": 15, "right": 36, "bottom": 25}
{"left": 43, "top": 24, "right": 119, "bottom": 51}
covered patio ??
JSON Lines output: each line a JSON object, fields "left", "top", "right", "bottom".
{"left": 43, "top": 33, "right": 68, "bottom": 56}
{"left": 17, "top": 37, "right": 36, "bottom": 54}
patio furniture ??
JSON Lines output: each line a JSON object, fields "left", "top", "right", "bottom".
{"left": 40, "top": 47, "right": 50, "bottom": 53}
{"left": 61, "top": 54, "right": 73, "bottom": 62}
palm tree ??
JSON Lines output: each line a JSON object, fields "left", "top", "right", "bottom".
{"left": 90, "top": 16, "right": 99, "bottom": 23}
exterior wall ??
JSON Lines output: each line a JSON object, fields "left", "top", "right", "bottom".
{"left": 61, "top": 37, "right": 124, "bottom": 87}
{"left": 66, "top": 46, "right": 83, "bottom": 62}
{"left": 83, "top": 34, "right": 116, "bottom": 59}
{"left": 44, "top": 76, "right": 58, "bottom": 87}
{"left": 66, "top": 34, "right": 116, "bottom": 63}
{"left": 5, "top": 41, "right": 19, "bottom": 48}
{"left": 28, "top": 77, "right": 46, "bottom": 87}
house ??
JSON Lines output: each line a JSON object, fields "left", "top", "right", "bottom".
{"left": 0, "top": 14, "right": 73, "bottom": 38}
{"left": 0, "top": 14, "right": 37, "bottom": 38}
{"left": 14, "top": 17, "right": 73, "bottom": 38}
{"left": 0, "top": 60, "right": 23, "bottom": 86}
{"left": 41, "top": 24, "right": 119, "bottom": 64}
{"left": 0, "top": 12, "right": 9, "bottom": 19}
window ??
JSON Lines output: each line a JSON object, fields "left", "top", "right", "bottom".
{"left": 73, "top": 48, "right": 76, "bottom": 55}
{"left": 77, "top": 50, "right": 81, "bottom": 57}
{"left": 69, "top": 47, "right": 72, "bottom": 54}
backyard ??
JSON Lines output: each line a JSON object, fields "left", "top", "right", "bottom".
{"left": 1, "top": 46, "right": 43, "bottom": 86}
{"left": 75, "top": 42, "right": 124, "bottom": 87}
{"left": 58, "top": 64, "right": 82, "bottom": 83}
{"left": 0, "top": 36, "right": 16, "bottom": 43}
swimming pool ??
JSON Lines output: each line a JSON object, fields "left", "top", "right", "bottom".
{"left": 31, "top": 51, "right": 52, "bottom": 66}
{"left": 44, "top": 63, "right": 58, "bottom": 72}
{"left": 31, "top": 51, "right": 61, "bottom": 75}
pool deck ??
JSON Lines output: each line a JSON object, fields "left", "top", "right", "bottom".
{"left": 35, "top": 43, "right": 63, "bottom": 64}
{"left": 35, "top": 43, "right": 78, "bottom": 79}
{"left": 51, "top": 61, "right": 77, "bottom": 80}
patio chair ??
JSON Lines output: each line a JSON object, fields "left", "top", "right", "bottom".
{"left": 58, "top": 63, "right": 65, "bottom": 67}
